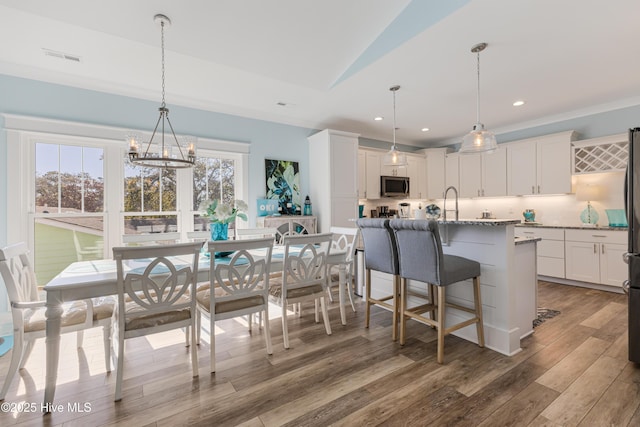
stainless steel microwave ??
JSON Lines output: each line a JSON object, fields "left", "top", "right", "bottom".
{"left": 380, "top": 175, "right": 409, "bottom": 197}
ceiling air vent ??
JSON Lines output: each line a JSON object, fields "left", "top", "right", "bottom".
{"left": 43, "top": 48, "right": 81, "bottom": 63}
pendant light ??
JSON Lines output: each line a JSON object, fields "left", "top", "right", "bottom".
{"left": 459, "top": 42, "right": 498, "bottom": 154}
{"left": 382, "top": 85, "right": 408, "bottom": 167}
{"left": 127, "top": 14, "right": 197, "bottom": 169}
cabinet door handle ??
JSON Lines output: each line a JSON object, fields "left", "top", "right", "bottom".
{"left": 523, "top": 231, "right": 534, "bottom": 234}
{"left": 531, "top": 185, "right": 535, "bottom": 194}
{"left": 537, "top": 185, "right": 541, "bottom": 194}
{"left": 482, "top": 189, "right": 485, "bottom": 196}
{"left": 594, "top": 244, "right": 597, "bottom": 254}
{"left": 592, "top": 235, "right": 607, "bottom": 238}
{"left": 602, "top": 244, "right": 605, "bottom": 254}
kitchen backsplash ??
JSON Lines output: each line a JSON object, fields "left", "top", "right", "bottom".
{"left": 359, "top": 171, "right": 625, "bottom": 227}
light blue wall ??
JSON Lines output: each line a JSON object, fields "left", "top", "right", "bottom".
{"left": 2, "top": 73, "right": 640, "bottom": 247}
{"left": 0, "top": 74, "right": 318, "bottom": 246}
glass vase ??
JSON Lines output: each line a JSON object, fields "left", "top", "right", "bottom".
{"left": 210, "top": 222, "right": 232, "bottom": 258}
{"left": 210, "top": 222, "right": 229, "bottom": 241}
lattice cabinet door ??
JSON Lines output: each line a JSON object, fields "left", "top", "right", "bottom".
{"left": 572, "top": 133, "right": 628, "bottom": 174}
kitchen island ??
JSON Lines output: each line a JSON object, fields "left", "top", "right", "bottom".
{"left": 365, "top": 218, "right": 538, "bottom": 356}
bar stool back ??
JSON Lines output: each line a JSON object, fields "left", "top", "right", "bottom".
{"left": 356, "top": 218, "right": 400, "bottom": 340}
{"left": 390, "top": 219, "right": 485, "bottom": 363}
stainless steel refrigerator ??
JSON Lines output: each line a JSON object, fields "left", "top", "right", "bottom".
{"left": 626, "top": 127, "right": 640, "bottom": 362}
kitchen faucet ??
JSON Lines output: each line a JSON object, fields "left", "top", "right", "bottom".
{"left": 443, "top": 186, "right": 459, "bottom": 221}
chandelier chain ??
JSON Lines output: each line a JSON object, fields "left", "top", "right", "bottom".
{"left": 160, "top": 19, "right": 166, "bottom": 108}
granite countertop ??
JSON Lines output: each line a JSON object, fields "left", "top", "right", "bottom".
{"left": 516, "top": 223, "right": 627, "bottom": 231}
{"left": 514, "top": 236, "right": 542, "bottom": 245}
{"left": 438, "top": 218, "right": 522, "bottom": 226}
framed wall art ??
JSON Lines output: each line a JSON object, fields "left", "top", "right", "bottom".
{"left": 265, "top": 159, "right": 301, "bottom": 215}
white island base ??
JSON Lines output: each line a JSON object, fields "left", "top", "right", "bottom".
{"left": 366, "top": 219, "right": 538, "bottom": 357}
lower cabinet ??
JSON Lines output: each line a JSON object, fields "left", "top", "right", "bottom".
{"left": 564, "top": 229, "right": 627, "bottom": 288}
{"left": 515, "top": 227, "right": 565, "bottom": 278}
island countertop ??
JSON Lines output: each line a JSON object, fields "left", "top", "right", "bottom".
{"left": 438, "top": 218, "right": 521, "bottom": 226}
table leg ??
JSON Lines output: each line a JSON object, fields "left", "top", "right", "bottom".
{"left": 339, "top": 264, "right": 346, "bottom": 325}
{"left": 44, "top": 292, "right": 63, "bottom": 410}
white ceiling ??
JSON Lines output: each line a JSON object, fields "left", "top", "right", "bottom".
{"left": 0, "top": 0, "right": 639, "bottom": 148}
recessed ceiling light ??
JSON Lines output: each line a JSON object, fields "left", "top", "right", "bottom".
{"left": 513, "top": 100, "right": 525, "bottom": 107}
{"left": 374, "top": 116, "right": 384, "bottom": 121}
{"left": 421, "top": 127, "right": 430, "bottom": 132}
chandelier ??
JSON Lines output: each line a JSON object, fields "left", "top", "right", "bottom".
{"left": 127, "top": 14, "right": 196, "bottom": 169}
{"left": 459, "top": 42, "right": 498, "bottom": 154}
{"left": 382, "top": 85, "right": 408, "bottom": 166}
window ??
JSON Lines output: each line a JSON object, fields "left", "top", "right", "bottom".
{"left": 7, "top": 115, "right": 249, "bottom": 286}
{"left": 193, "top": 156, "right": 237, "bottom": 232}
{"left": 33, "top": 142, "right": 105, "bottom": 284}
{"left": 123, "top": 164, "right": 178, "bottom": 235}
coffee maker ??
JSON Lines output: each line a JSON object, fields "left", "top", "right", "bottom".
{"left": 399, "top": 203, "right": 410, "bottom": 218}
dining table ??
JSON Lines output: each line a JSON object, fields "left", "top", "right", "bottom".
{"left": 42, "top": 245, "right": 349, "bottom": 407}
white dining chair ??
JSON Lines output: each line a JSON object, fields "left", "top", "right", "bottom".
{"left": 0, "top": 242, "right": 114, "bottom": 400}
{"left": 196, "top": 237, "right": 274, "bottom": 373}
{"left": 327, "top": 226, "right": 360, "bottom": 312}
{"left": 269, "top": 233, "right": 333, "bottom": 349}
{"left": 121, "top": 232, "right": 181, "bottom": 246}
{"left": 235, "top": 227, "right": 278, "bottom": 241}
{"left": 112, "top": 242, "right": 202, "bottom": 401}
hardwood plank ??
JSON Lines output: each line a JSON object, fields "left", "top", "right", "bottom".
{"left": 536, "top": 336, "right": 610, "bottom": 392}
{"left": 580, "top": 301, "right": 626, "bottom": 329}
{"left": 578, "top": 379, "right": 640, "bottom": 426}
{"left": 1, "top": 283, "right": 639, "bottom": 426}
{"left": 477, "top": 382, "right": 559, "bottom": 427}
{"left": 540, "top": 355, "right": 627, "bottom": 425}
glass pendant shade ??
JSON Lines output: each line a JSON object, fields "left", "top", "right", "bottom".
{"left": 459, "top": 42, "right": 497, "bottom": 155}
{"left": 383, "top": 145, "right": 408, "bottom": 166}
{"left": 460, "top": 123, "right": 498, "bottom": 154}
{"left": 382, "top": 85, "right": 408, "bottom": 167}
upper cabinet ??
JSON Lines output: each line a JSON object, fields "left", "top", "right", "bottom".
{"left": 380, "top": 163, "right": 407, "bottom": 177}
{"left": 422, "top": 148, "right": 448, "bottom": 200}
{"left": 308, "top": 129, "right": 360, "bottom": 232}
{"left": 358, "top": 149, "right": 381, "bottom": 199}
{"left": 445, "top": 152, "right": 459, "bottom": 191}
{"left": 572, "top": 133, "right": 628, "bottom": 174}
{"left": 453, "top": 146, "right": 507, "bottom": 198}
{"left": 406, "top": 155, "right": 427, "bottom": 199}
{"left": 507, "top": 131, "right": 577, "bottom": 196}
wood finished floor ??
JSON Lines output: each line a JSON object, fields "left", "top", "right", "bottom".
{"left": 1, "top": 281, "right": 639, "bottom": 426}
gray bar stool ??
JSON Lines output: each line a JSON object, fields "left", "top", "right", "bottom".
{"left": 356, "top": 218, "right": 400, "bottom": 341}
{"left": 390, "top": 219, "right": 485, "bottom": 363}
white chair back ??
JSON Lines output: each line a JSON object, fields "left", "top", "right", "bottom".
{"left": 201, "top": 237, "right": 274, "bottom": 372}
{"left": 121, "top": 232, "right": 181, "bottom": 246}
{"left": 282, "top": 233, "right": 332, "bottom": 294}
{"left": 113, "top": 242, "right": 201, "bottom": 328}
{"left": 235, "top": 227, "right": 278, "bottom": 240}
{"left": 0, "top": 243, "right": 38, "bottom": 306}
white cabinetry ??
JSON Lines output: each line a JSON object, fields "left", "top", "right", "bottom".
{"left": 357, "top": 149, "right": 381, "bottom": 200}
{"left": 424, "top": 148, "right": 447, "bottom": 199}
{"left": 507, "top": 131, "right": 577, "bottom": 196}
{"left": 380, "top": 163, "right": 407, "bottom": 177}
{"left": 406, "top": 155, "right": 427, "bottom": 199}
{"left": 564, "top": 229, "right": 627, "bottom": 288}
{"left": 515, "top": 227, "right": 565, "bottom": 278}
{"left": 458, "top": 147, "right": 507, "bottom": 198}
{"left": 445, "top": 152, "right": 459, "bottom": 191}
{"left": 308, "top": 129, "right": 360, "bottom": 232}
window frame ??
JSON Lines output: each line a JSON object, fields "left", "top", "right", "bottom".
{"left": 5, "top": 114, "right": 249, "bottom": 277}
